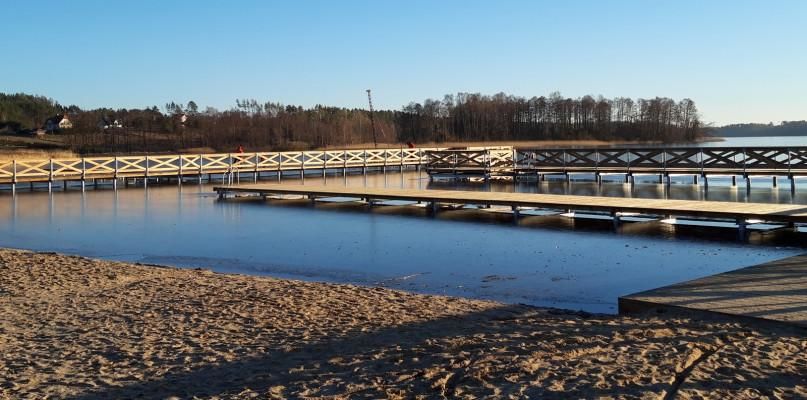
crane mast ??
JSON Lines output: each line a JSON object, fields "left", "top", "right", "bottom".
{"left": 366, "top": 89, "right": 378, "bottom": 148}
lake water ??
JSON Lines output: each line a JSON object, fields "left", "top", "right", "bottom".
{"left": 1, "top": 136, "right": 805, "bottom": 313}
{"left": 702, "top": 135, "right": 807, "bottom": 147}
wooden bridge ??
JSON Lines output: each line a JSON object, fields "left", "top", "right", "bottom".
{"left": 426, "top": 146, "right": 807, "bottom": 190}
{"left": 0, "top": 147, "right": 448, "bottom": 193}
{"left": 214, "top": 183, "right": 807, "bottom": 236}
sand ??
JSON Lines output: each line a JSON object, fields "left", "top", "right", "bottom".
{"left": 0, "top": 248, "right": 804, "bottom": 399}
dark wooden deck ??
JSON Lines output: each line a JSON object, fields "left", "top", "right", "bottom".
{"left": 619, "top": 254, "right": 807, "bottom": 328}
{"left": 213, "top": 183, "right": 807, "bottom": 224}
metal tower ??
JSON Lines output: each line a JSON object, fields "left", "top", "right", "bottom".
{"left": 366, "top": 89, "right": 378, "bottom": 148}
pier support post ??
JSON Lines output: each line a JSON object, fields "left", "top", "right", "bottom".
{"left": 772, "top": 176, "right": 778, "bottom": 188}
{"left": 665, "top": 174, "right": 671, "bottom": 186}
{"left": 429, "top": 201, "right": 439, "bottom": 215}
{"left": 731, "top": 176, "right": 737, "bottom": 186}
{"left": 511, "top": 205, "right": 520, "bottom": 222}
{"left": 736, "top": 218, "right": 748, "bottom": 241}
{"left": 745, "top": 176, "right": 751, "bottom": 191}
{"left": 791, "top": 176, "right": 796, "bottom": 195}
{"left": 658, "top": 174, "right": 664, "bottom": 184}
{"left": 611, "top": 212, "right": 621, "bottom": 230}
{"left": 693, "top": 175, "right": 699, "bottom": 185}
{"left": 63, "top": 180, "right": 68, "bottom": 190}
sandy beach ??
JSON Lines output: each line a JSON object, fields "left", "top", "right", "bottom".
{"left": 0, "top": 248, "right": 804, "bottom": 399}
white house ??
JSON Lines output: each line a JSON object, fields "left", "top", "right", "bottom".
{"left": 44, "top": 114, "right": 72, "bottom": 133}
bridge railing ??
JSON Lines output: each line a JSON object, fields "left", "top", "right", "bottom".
{"left": 0, "top": 147, "right": 446, "bottom": 184}
{"left": 515, "top": 147, "right": 807, "bottom": 174}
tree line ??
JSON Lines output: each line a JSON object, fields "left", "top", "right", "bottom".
{"left": 0, "top": 91, "right": 704, "bottom": 154}
{"left": 715, "top": 121, "right": 807, "bottom": 137}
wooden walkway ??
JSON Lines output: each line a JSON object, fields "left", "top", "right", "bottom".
{"left": 0, "top": 147, "right": 449, "bottom": 191}
{"left": 213, "top": 183, "right": 807, "bottom": 225}
{"left": 619, "top": 254, "right": 807, "bottom": 328}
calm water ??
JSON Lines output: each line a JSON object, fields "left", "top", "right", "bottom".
{"left": 0, "top": 135, "right": 805, "bottom": 313}
{"left": 702, "top": 136, "right": 807, "bottom": 147}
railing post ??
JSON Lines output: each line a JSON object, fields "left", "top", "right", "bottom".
{"left": 48, "top": 159, "right": 54, "bottom": 191}
{"left": 595, "top": 150, "right": 600, "bottom": 171}
{"left": 627, "top": 150, "right": 631, "bottom": 172}
{"left": 700, "top": 149, "right": 704, "bottom": 176}
{"left": 228, "top": 153, "right": 233, "bottom": 184}
{"left": 561, "top": 150, "right": 566, "bottom": 171}
{"left": 788, "top": 148, "right": 792, "bottom": 174}
{"left": 742, "top": 148, "right": 747, "bottom": 175}
{"left": 254, "top": 152, "right": 259, "bottom": 182}
{"left": 114, "top": 156, "right": 119, "bottom": 189}
{"left": 81, "top": 158, "right": 86, "bottom": 191}
{"left": 198, "top": 154, "right": 204, "bottom": 184}
{"left": 144, "top": 156, "right": 149, "bottom": 188}
{"left": 300, "top": 152, "right": 306, "bottom": 183}
{"left": 277, "top": 153, "right": 282, "bottom": 182}
{"left": 11, "top": 159, "right": 16, "bottom": 194}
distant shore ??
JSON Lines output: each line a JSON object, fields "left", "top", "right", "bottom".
{"left": 0, "top": 136, "right": 725, "bottom": 161}
{"left": 1, "top": 248, "right": 804, "bottom": 398}
{"left": 320, "top": 137, "right": 722, "bottom": 150}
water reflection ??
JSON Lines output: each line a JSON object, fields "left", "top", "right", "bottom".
{"left": 0, "top": 168, "right": 805, "bottom": 314}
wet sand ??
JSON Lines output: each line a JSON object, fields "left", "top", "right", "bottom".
{"left": 0, "top": 248, "right": 804, "bottom": 399}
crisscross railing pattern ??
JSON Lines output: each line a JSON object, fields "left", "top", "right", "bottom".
{"left": 0, "top": 147, "right": 444, "bottom": 184}
{"left": 514, "top": 147, "right": 807, "bottom": 174}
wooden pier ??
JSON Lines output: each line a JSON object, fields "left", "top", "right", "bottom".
{"left": 213, "top": 183, "right": 807, "bottom": 229}
{"left": 619, "top": 254, "right": 807, "bottom": 328}
{"left": 426, "top": 146, "right": 807, "bottom": 192}
{"left": 0, "top": 147, "right": 447, "bottom": 193}
{"left": 425, "top": 148, "right": 513, "bottom": 178}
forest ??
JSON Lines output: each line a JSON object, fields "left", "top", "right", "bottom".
{"left": 715, "top": 121, "right": 807, "bottom": 137}
{"left": 0, "top": 92, "right": 704, "bottom": 154}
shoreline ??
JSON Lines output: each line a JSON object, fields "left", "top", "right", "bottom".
{"left": 1, "top": 247, "right": 805, "bottom": 398}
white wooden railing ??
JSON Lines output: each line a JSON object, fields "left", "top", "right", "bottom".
{"left": 0, "top": 147, "right": 460, "bottom": 184}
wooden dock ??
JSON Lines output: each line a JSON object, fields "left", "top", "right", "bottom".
{"left": 0, "top": 147, "right": 449, "bottom": 193}
{"left": 426, "top": 146, "right": 807, "bottom": 192}
{"left": 619, "top": 254, "right": 807, "bottom": 328}
{"left": 213, "top": 183, "right": 807, "bottom": 226}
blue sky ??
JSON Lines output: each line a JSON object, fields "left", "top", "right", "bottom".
{"left": 2, "top": 0, "right": 805, "bottom": 125}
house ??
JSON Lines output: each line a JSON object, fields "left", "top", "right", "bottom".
{"left": 44, "top": 114, "right": 72, "bottom": 133}
{"left": 98, "top": 117, "right": 124, "bottom": 131}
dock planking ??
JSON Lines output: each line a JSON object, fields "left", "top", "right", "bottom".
{"left": 214, "top": 183, "right": 807, "bottom": 224}
{"left": 619, "top": 254, "right": 807, "bottom": 328}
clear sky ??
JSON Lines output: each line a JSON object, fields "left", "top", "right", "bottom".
{"left": 2, "top": 0, "right": 805, "bottom": 125}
